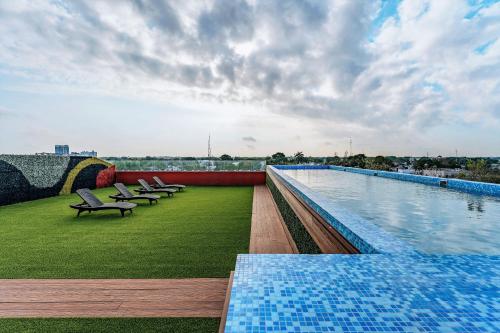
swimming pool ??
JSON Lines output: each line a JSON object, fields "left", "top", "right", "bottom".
{"left": 283, "top": 169, "right": 500, "bottom": 254}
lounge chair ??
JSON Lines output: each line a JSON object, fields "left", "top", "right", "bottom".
{"left": 135, "top": 179, "right": 175, "bottom": 197}
{"left": 70, "top": 188, "right": 136, "bottom": 217}
{"left": 109, "top": 183, "right": 160, "bottom": 205}
{"left": 152, "top": 176, "right": 186, "bottom": 191}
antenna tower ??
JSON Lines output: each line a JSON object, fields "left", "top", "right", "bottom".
{"left": 208, "top": 133, "right": 212, "bottom": 158}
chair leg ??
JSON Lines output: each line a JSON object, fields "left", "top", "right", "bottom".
{"left": 120, "top": 209, "right": 125, "bottom": 217}
{"left": 77, "top": 209, "right": 82, "bottom": 217}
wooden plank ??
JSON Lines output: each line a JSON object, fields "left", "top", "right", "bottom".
{"left": 0, "top": 278, "right": 228, "bottom": 318}
{"left": 249, "top": 185, "right": 297, "bottom": 254}
{"left": 268, "top": 171, "right": 359, "bottom": 254}
{"left": 218, "top": 271, "right": 234, "bottom": 333}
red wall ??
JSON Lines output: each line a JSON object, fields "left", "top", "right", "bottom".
{"left": 96, "top": 165, "right": 116, "bottom": 188}
{"left": 116, "top": 171, "right": 266, "bottom": 186}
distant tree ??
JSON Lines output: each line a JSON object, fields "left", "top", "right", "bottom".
{"left": 414, "top": 157, "right": 434, "bottom": 170}
{"left": 271, "top": 152, "right": 286, "bottom": 161}
{"left": 294, "top": 151, "right": 306, "bottom": 163}
{"left": 466, "top": 159, "right": 488, "bottom": 180}
{"left": 268, "top": 152, "right": 288, "bottom": 164}
{"left": 326, "top": 156, "right": 341, "bottom": 165}
{"left": 220, "top": 154, "right": 233, "bottom": 161}
{"left": 368, "top": 155, "right": 394, "bottom": 171}
{"left": 440, "top": 157, "right": 460, "bottom": 169}
{"left": 344, "top": 154, "right": 366, "bottom": 168}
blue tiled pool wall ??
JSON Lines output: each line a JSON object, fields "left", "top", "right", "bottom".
{"left": 225, "top": 254, "right": 500, "bottom": 333}
{"left": 277, "top": 164, "right": 500, "bottom": 197}
{"left": 268, "top": 166, "right": 416, "bottom": 254}
{"left": 266, "top": 174, "right": 322, "bottom": 254}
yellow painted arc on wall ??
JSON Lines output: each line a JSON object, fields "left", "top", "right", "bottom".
{"left": 59, "top": 158, "right": 112, "bottom": 195}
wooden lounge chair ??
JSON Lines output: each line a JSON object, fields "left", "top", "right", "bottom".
{"left": 109, "top": 183, "right": 160, "bottom": 205}
{"left": 70, "top": 188, "right": 136, "bottom": 217}
{"left": 135, "top": 179, "right": 175, "bottom": 197}
{"left": 152, "top": 176, "right": 186, "bottom": 191}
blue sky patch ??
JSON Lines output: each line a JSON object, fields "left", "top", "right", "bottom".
{"left": 369, "top": 0, "right": 401, "bottom": 41}
{"left": 474, "top": 39, "right": 497, "bottom": 54}
{"left": 465, "top": 0, "right": 500, "bottom": 19}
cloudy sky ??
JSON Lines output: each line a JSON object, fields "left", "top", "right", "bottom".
{"left": 0, "top": 0, "right": 499, "bottom": 157}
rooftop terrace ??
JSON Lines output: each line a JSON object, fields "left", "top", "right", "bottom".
{"left": 0, "top": 157, "right": 498, "bottom": 332}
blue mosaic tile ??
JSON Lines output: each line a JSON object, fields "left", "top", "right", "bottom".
{"left": 445, "top": 178, "right": 500, "bottom": 197}
{"left": 269, "top": 166, "right": 416, "bottom": 254}
{"left": 225, "top": 254, "right": 500, "bottom": 333}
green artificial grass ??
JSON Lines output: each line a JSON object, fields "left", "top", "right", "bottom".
{"left": 0, "top": 318, "right": 219, "bottom": 333}
{"left": 0, "top": 186, "right": 253, "bottom": 278}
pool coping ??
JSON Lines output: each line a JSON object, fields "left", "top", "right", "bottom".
{"left": 326, "top": 165, "right": 500, "bottom": 197}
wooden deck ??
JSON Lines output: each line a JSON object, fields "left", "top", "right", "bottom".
{"left": 0, "top": 278, "right": 228, "bottom": 318}
{"left": 249, "top": 185, "right": 298, "bottom": 254}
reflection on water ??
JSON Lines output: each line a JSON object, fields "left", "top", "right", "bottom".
{"left": 284, "top": 169, "right": 500, "bottom": 254}
{"left": 467, "top": 197, "right": 484, "bottom": 213}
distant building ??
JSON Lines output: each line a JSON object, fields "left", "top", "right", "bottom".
{"left": 397, "top": 168, "right": 416, "bottom": 174}
{"left": 70, "top": 150, "right": 98, "bottom": 157}
{"left": 422, "top": 168, "right": 461, "bottom": 178}
{"left": 79, "top": 150, "right": 97, "bottom": 157}
{"left": 55, "top": 145, "right": 69, "bottom": 156}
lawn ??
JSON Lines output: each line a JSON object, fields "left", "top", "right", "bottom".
{"left": 0, "top": 186, "right": 253, "bottom": 278}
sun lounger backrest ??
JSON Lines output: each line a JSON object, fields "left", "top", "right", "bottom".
{"left": 76, "top": 188, "right": 103, "bottom": 208}
{"left": 153, "top": 176, "right": 166, "bottom": 187}
{"left": 138, "top": 179, "right": 153, "bottom": 191}
{"left": 114, "top": 183, "right": 133, "bottom": 198}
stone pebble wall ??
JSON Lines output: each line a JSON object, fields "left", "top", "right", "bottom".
{"left": 0, "top": 155, "right": 115, "bottom": 206}
{"left": 266, "top": 174, "right": 321, "bottom": 254}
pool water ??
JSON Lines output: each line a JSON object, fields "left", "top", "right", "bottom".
{"left": 283, "top": 169, "right": 500, "bottom": 254}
